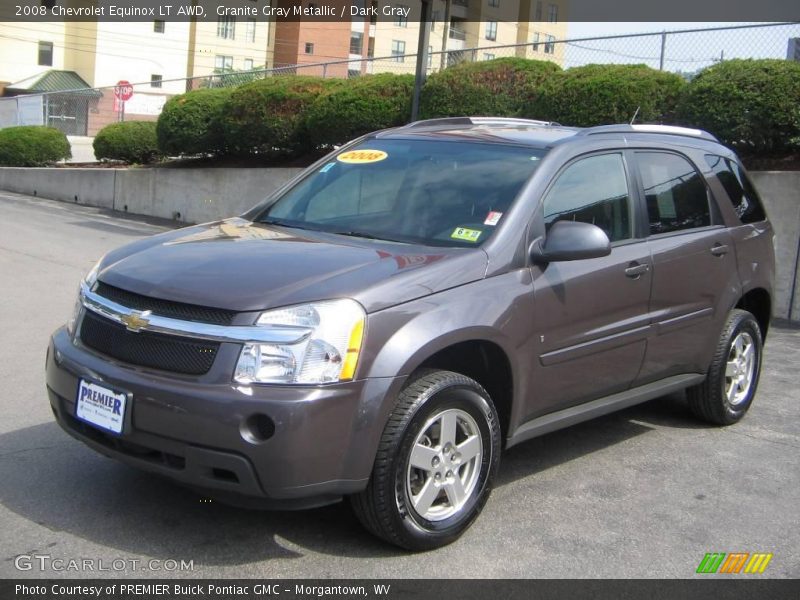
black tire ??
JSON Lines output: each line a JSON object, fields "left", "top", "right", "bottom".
{"left": 687, "top": 309, "right": 763, "bottom": 426}
{"left": 350, "top": 369, "right": 501, "bottom": 551}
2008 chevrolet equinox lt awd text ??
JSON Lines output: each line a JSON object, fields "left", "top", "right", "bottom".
{"left": 46, "top": 118, "right": 774, "bottom": 550}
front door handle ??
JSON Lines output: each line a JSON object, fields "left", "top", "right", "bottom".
{"left": 711, "top": 243, "right": 729, "bottom": 257}
{"left": 625, "top": 262, "right": 650, "bottom": 278}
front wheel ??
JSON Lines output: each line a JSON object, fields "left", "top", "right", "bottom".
{"left": 350, "top": 369, "right": 501, "bottom": 550}
{"left": 687, "top": 309, "right": 763, "bottom": 425}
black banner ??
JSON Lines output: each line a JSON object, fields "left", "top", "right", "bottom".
{"left": 3, "top": 579, "right": 800, "bottom": 600}
{"left": 1, "top": 0, "right": 799, "bottom": 23}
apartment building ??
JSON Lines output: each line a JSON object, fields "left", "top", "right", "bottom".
{"left": 0, "top": 0, "right": 567, "bottom": 133}
{"left": 0, "top": 0, "right": 273, "bottom": 133}
{"left": 369, "top": 0, "right": 567, "bottom": 73}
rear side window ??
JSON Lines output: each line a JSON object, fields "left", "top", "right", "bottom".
{"left": 543, "top": 153, "right": 632, "bottom": 242}
{"left": 637, "top": 152, "right": 710, "bottom": 235}
{"left": 704, "top": 154, "right": 767, "bottom": 224}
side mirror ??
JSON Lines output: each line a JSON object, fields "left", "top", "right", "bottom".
{"left": 530, "top": 220, "right": 611, "bottom": 263}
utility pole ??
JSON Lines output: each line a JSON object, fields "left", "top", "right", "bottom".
{"left": 411, "top": 0, "right": 433, "bottom": 122}
{"left": 440, "top": 0, "right": 452, "bottom": 72}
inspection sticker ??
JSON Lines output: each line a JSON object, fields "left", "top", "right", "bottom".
{"left": 451, "top": 227, "right": 482, "bottom": 242}
{"left": 337, "top": 149, "right": 388, "bottom": 164}
{"left": 484, "top": 211, "right": 503, "bottom": 226}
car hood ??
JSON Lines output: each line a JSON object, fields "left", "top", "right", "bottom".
{"left": 97, "top": 218, "right": 488, "bottom": 314}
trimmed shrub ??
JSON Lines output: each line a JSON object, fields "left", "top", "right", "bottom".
{"left": 420, "top": 57, "right": 560, "bottom": 118}
{"left": 93, "top": 121, "right": 162, "bottom": 164}
{"left": 0, "top": 126, "right": 71, "bottom": 166}
{"left": 526, "top": 64, "right": 686, "bottom": 126}
{"left": 222, "top": 76, "right": 343, "bottom": 156}
{"left": 157, "top": 87, "right": 232, "bottom": 156}
{"left": 677, "top": 59, "right": 800, "bottom": 154}
{"left": 304, "top": 73, "right": 414, "bottom": 149}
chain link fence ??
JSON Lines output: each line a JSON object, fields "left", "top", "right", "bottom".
{"left": 0, "top": 22, "right": 797, "bottom": 143}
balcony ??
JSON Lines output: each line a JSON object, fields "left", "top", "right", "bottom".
{"left": 449, "top": 28, "right": 467, "bottom": 41}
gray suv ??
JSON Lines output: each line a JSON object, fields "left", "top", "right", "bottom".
{"left": 46, "top": 118, "right": 774, "bottom": 550}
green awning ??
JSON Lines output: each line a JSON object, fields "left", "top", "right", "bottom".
{"left": 5, "top": 70, "right": 101, "bottom": 97}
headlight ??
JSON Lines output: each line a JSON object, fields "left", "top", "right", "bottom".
{"left": 234, "top": 299, "right": 366, "bottom": 385}
{"left": 67, "top": 258, "right": 102, "bottom": 336}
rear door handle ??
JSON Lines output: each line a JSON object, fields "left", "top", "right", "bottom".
{"left": 625, "top": 263, "right": 650, "bottom": 278}
{"left": 710, "top": 243, "right": 729, "bottom": 257}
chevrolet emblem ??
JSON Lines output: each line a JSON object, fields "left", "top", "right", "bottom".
{"left": 121, "top": 310, "right": 152, "bottom": 333}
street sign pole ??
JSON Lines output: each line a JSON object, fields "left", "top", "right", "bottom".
{"left": 411, "top": 0, "right": 432, "bottom": 123}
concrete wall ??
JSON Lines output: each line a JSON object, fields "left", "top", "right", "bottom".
{"left": 750, "top": 171, "right": 800, "bottom": 322}
{"left": 0, "top": 166, "right": 798, "bottom": 321}
{"left": 0, "top": 166, "right": 302, "bottom": 222}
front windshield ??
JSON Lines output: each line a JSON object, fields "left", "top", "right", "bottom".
{"left": 258, "top": 138, "right": 546, "bottom": 247}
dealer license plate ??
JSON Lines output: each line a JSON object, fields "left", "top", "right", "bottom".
{"left": 75, "top": 379, "right": 127, "bottom": 434}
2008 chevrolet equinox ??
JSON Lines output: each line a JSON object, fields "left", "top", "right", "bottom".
{"left": 46, "top": 118, "right": 774, "bottom": 550}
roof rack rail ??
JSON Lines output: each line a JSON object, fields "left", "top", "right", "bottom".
{"left": 577, "top": 124, "right": 719, "bottom": 142}
{"left": 405, "top": 117, "right": 560, "bottom": 129}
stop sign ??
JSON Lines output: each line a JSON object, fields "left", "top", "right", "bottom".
{"left": 114, "top": 80, "right": 134, "bottom": 101}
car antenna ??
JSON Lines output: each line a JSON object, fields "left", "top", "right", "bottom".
{"left": 630, "top": 106, "right": 641, "bottom": 125}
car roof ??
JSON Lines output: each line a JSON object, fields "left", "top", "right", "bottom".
{"left": 377, "top": 117, "right": 729, "bottom": 154}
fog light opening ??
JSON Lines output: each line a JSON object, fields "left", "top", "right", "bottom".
{"left": 240, "top": 413, "right": 275, "bottom": 444}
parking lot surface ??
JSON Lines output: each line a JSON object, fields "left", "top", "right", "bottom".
{"left": 1, "top": 191, "right": 797, "bottom": 578}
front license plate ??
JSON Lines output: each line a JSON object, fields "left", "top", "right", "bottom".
{"left": 75, "top": 379, "right": 127, "bottom": 434}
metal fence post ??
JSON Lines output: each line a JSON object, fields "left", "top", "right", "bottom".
{"left": 659, "top": 31, "right": 667, "bottom": 70}
{"left": 322, "top": 63, "right": 328, "bottom": 78}
{"left": 411, "top": 0, "right": 432, "bottom": 122}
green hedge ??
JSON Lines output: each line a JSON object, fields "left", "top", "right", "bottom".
{"left": 157, "top": 88, "right": 232, "bottom": 156}
{"left": 526, "top": 64, "right": 686, "bottom": 126}
{"left": 304, "top": 73, "right": 414, "bottom": 149}
{"left": 677, "top": 59, "right": 800, "bottom": 154}
{"left": 420, "top": 57, "right": 560, "bottom": 118}
{"left": 221, "top": 76, "right": 342, "bottom": 156}
{"left": 93, "top": 121, "right": 162, "bottom": 164}
{"left": 0, "top": 126, "right": 71, "bottom": 166}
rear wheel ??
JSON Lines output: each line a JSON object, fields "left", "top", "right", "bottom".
{"left": 350, "top": 369, "right": 501, "bottom": 550}
{"left": 687, "top": 309, "right": 763, "bottom": 425}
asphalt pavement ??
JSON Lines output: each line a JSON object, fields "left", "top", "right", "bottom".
{"left": 0, "top": 191, "right": 797, "bottom": 578}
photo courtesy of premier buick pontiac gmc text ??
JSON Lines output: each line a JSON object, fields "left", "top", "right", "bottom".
{"left": 46, "top": 118, "right": 774, "bottom": 550}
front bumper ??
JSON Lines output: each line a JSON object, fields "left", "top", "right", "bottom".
{"left": 46, "top": 327, "right": 403, "bottom": 508}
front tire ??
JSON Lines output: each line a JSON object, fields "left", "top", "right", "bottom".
{"left": 350, "top": 369, "right": 501, "bottom": 551}
{"left": 687, "top": 309, "right": 763, "bottom": 425}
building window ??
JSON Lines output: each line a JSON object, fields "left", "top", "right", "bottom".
{"left": 548, "top": 3, "right": 558, "bottom": 23}
{"left": 350, "top": 31, "right": 363, "bottom": 54}
{"left": 485, "top": 20, "right": 497, "bottom": 41}
{"left": 215, "top": 55, "right": 233, "bottom": 70}
{"left": 394, "top": 5, "right": 408, "bottom": 27}
{"left": 484, "top": 52, "right": 495, "bottom": 60}
{"left": 37, "top": 40, "right": 53, "bottom": 66}
{"left": 428, "top": 45, "right": 433, "bottom": 67}
{"left": 150, "top": 74, "right": 163, "bottom": 88}
{"left": 391, "top": 40, "right": 405, "bottom": 62}
{"left": 534, "top": 0, "right": 542, "bottom": 21}
{"left": 217, "top": 16, "right": 235, "bottom": 40}
{"left": 305, "top": 42, "right": 314, "bottom": 55}
{"left": 370, "top": 0, "right": 378, "bottom": 24}
{"left": 544, "top": 34, "right": 555, "bottom": 54}
{"left": 367, "top": 36, "right": 375, "bottom": 58}
{"left": 348, "top": 69, "right": 361, "bottom": 79}
{"left": 246, "top": 18, "right": 256, "bottom": 42}
{"left": 153, "top": 20, "right": 165, "bottom": 33}
{"left": 532, "top": 32, "right": 540, "bottom": 51}
{"left": 244, "top": 58, "right": 254, "bottom": 71}
{"left": 488, "top": 0, "right": 499, "bottom": 6}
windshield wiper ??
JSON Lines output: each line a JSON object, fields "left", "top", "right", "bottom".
{"left": 333, "top": 230, "right": 406, "bottom": 243}
{"left": 259, "top": 218, "right": 319, "bottom": 232}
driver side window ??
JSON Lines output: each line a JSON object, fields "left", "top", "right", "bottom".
{"left": 543, "top": 153, "right": 632, "bottom": 243}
